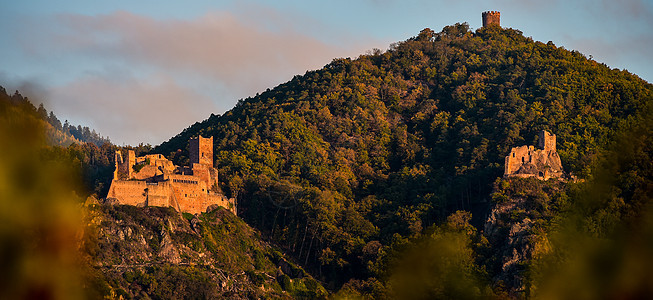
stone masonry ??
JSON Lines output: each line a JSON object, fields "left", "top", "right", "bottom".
{"left": 482, "top": 11, "right": 501, "bottom": 27}
{"left": 504, "top": 130, "right": 564, "bottom": 180}
{"left": 106, "top": 136, "right": 236, "bottom": 215}
{"left": 189, "top": 136, "right": 213, "bottom": 168}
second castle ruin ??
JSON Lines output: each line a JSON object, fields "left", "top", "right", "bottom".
{"left": 504, "top": 130, "right": 564, "bottom": 180}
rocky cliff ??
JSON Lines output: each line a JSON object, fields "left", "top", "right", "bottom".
{"left": 482, "top": 177, "right": 566, "bottom": 297}
{"left": 80, "top": 203, "right": 327, "bottom": 299}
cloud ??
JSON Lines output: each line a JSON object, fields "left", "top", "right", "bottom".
{"left": 36, "top": 10, "right": 370, "bottom": 95}
{"left": 0, "top": 72, "right": 51, "bottom": 106}
{"left": 13, "top": 9, "right": 380, "bottom": 145}
{"left": 595, "top": 0, "right": 653, "bottom": 22}
{"left": 48, "top": 72, "right": 217, "bottom": 146}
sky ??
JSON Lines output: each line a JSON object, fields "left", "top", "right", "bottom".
{"left": 1, "top": 0, "right": 651, "bottom": 146}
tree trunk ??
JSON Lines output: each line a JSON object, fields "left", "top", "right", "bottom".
{"left": 271, "top": 207, "right": 280, "bottom": 237}
{"left": 298, "top": 219, "right": 309, "bottom": 258}
{"left": 305, "top": 234, "right": 315, "bottom": 265}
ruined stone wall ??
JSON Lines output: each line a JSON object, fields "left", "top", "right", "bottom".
{"left": 168, "top": 174, "right": 207, "bottom": 214}
{"left": 108, "top": 178, "right": 236, "bottom": 214}
{"left": 504, "top": 131, "right": 564, "bottom": 180}
{"left": 133, "top": 155, "right": 174, "bottom": 174}
{"left": 131, "top": 155, "right": 176, "bottom": 181}
{"left": 126, "top": 151, "right": 135, "bottom": 178}
{"left": 115, "top": 150, "right": 136, "bottom": 179}
{"left": 107, "top": 180, "right": 179, "bottom": 209}
{"left": 145, "top": 182, "right": 173, "bottom": 208}
{"left": 168, "top": 174, "right": 202, "bottom": 185}
{"left": 505, "top": 145, "right": 535, "bottom": 175}
{"left": 189, "top": 136, "right": 213, "bottom": 168}
{"left": 206, "top": 193, "right": 236, "bottom": 215}
{"left": 209, "top": 168, "right": 219, "bottom": 192}
{"left": 482, "top": 11, "right": 500, "bottom": 27}
{"left": 192, "top": 163, "right": 217, "bottom": 189}
{"left": 132, "top": 165, "right": 160, "bottom": 180}
{"left": 113, "top": 151, "right": 121, "bottom": 179}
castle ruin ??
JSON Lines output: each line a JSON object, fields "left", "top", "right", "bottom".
{"left": 504, "top": 130, "right": 564, "bottom": 180}
{"left": 482, "top": 11, "right": 500, "bottom": 27}
{"left": 106, "top": 136, "right": 236, "bottom": 215}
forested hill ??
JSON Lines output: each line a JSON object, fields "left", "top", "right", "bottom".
{"left": 154, "top": 24, "right": 653, "bottom": 293}
{"left": 0, "top": 86, "right": 111, "bottom": 146}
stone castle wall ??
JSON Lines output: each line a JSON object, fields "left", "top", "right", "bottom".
{"left": 107, "top": 180, "right": 150, "bottom": 207}
{"left": 147, "top": 182, "right": 173, "bottom": 208}
{"left": 107, "top": 176, "right": 236, "bottom": 214}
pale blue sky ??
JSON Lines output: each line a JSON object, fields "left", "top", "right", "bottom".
{"left": 1, "top": 0, "right": 651, "bottom": 145}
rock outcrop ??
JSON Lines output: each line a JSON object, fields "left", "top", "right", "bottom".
{"left": 81, "top": 204, "right": 326, "bottom": 299}
{"left": 483, "top": 177, "right": 565, "bottom": 297}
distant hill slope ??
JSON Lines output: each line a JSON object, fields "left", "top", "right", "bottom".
{"left": 0, "top": 86, "right": 110, "bottom": 147}
{"left": 0, "top": 85, "right": 122, "bottom": 198}
{"left": 155, "top": 24, "right": 653, "bottom": 292}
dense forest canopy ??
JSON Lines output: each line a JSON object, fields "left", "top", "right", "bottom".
{"left": 154, "top": 23, "right": 652, "bottom": 293}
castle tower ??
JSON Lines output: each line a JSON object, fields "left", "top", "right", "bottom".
{"left": 482, "top": 11, "right": 500, "bottom": 27}
{"left": 114, "top": 150, "right": 136, "bottom": 179}
{"left": 538, "top": 130, "right": 556, "bottom": 152}
{"left": 114, "top": 151, "right": 122, "bottom": 179}
{"left": 126, "top": 150, "right": 136, "bottom": 178}
{"left": 189, "top": 136, "right": 213, "bottom": 168}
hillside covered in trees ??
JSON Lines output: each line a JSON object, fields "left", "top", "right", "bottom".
{"left": 154, "top": 23, "right": 653, "bottom": 296}
{"left": 0, "top": 86, "right": 146, "bottom": 198}
{"left": 0, "top": 86, "right": 111, "bottom": 147}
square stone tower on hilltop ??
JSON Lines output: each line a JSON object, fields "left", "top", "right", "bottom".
{"left": 482, "top": 11, "right": 500, "bottom": 27}
{"left": 189, "top": 136, "right": 213, "bottom": 168}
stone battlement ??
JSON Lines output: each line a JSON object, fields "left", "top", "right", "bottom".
{"left": 106, "top": 136, "right": 236, "bottom": 215}
{"left": 482, "top": 11, "right": 501, "bottom": 27}
{"left": 504, "top": 130, "right": 564, "bottom": 180}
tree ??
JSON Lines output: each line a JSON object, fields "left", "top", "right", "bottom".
{"left": 48, "top": 111, "right": 62, "bottom": 130}
{"left": 37, "top": 103, "right": 47, "bottom": 119}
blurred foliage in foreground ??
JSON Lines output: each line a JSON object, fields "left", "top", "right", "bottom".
{"left": 531, "top": 103, "right": 653, "bottom": 299}
{"left": 0, "top": 86, "right": 85, "bottom": 299}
